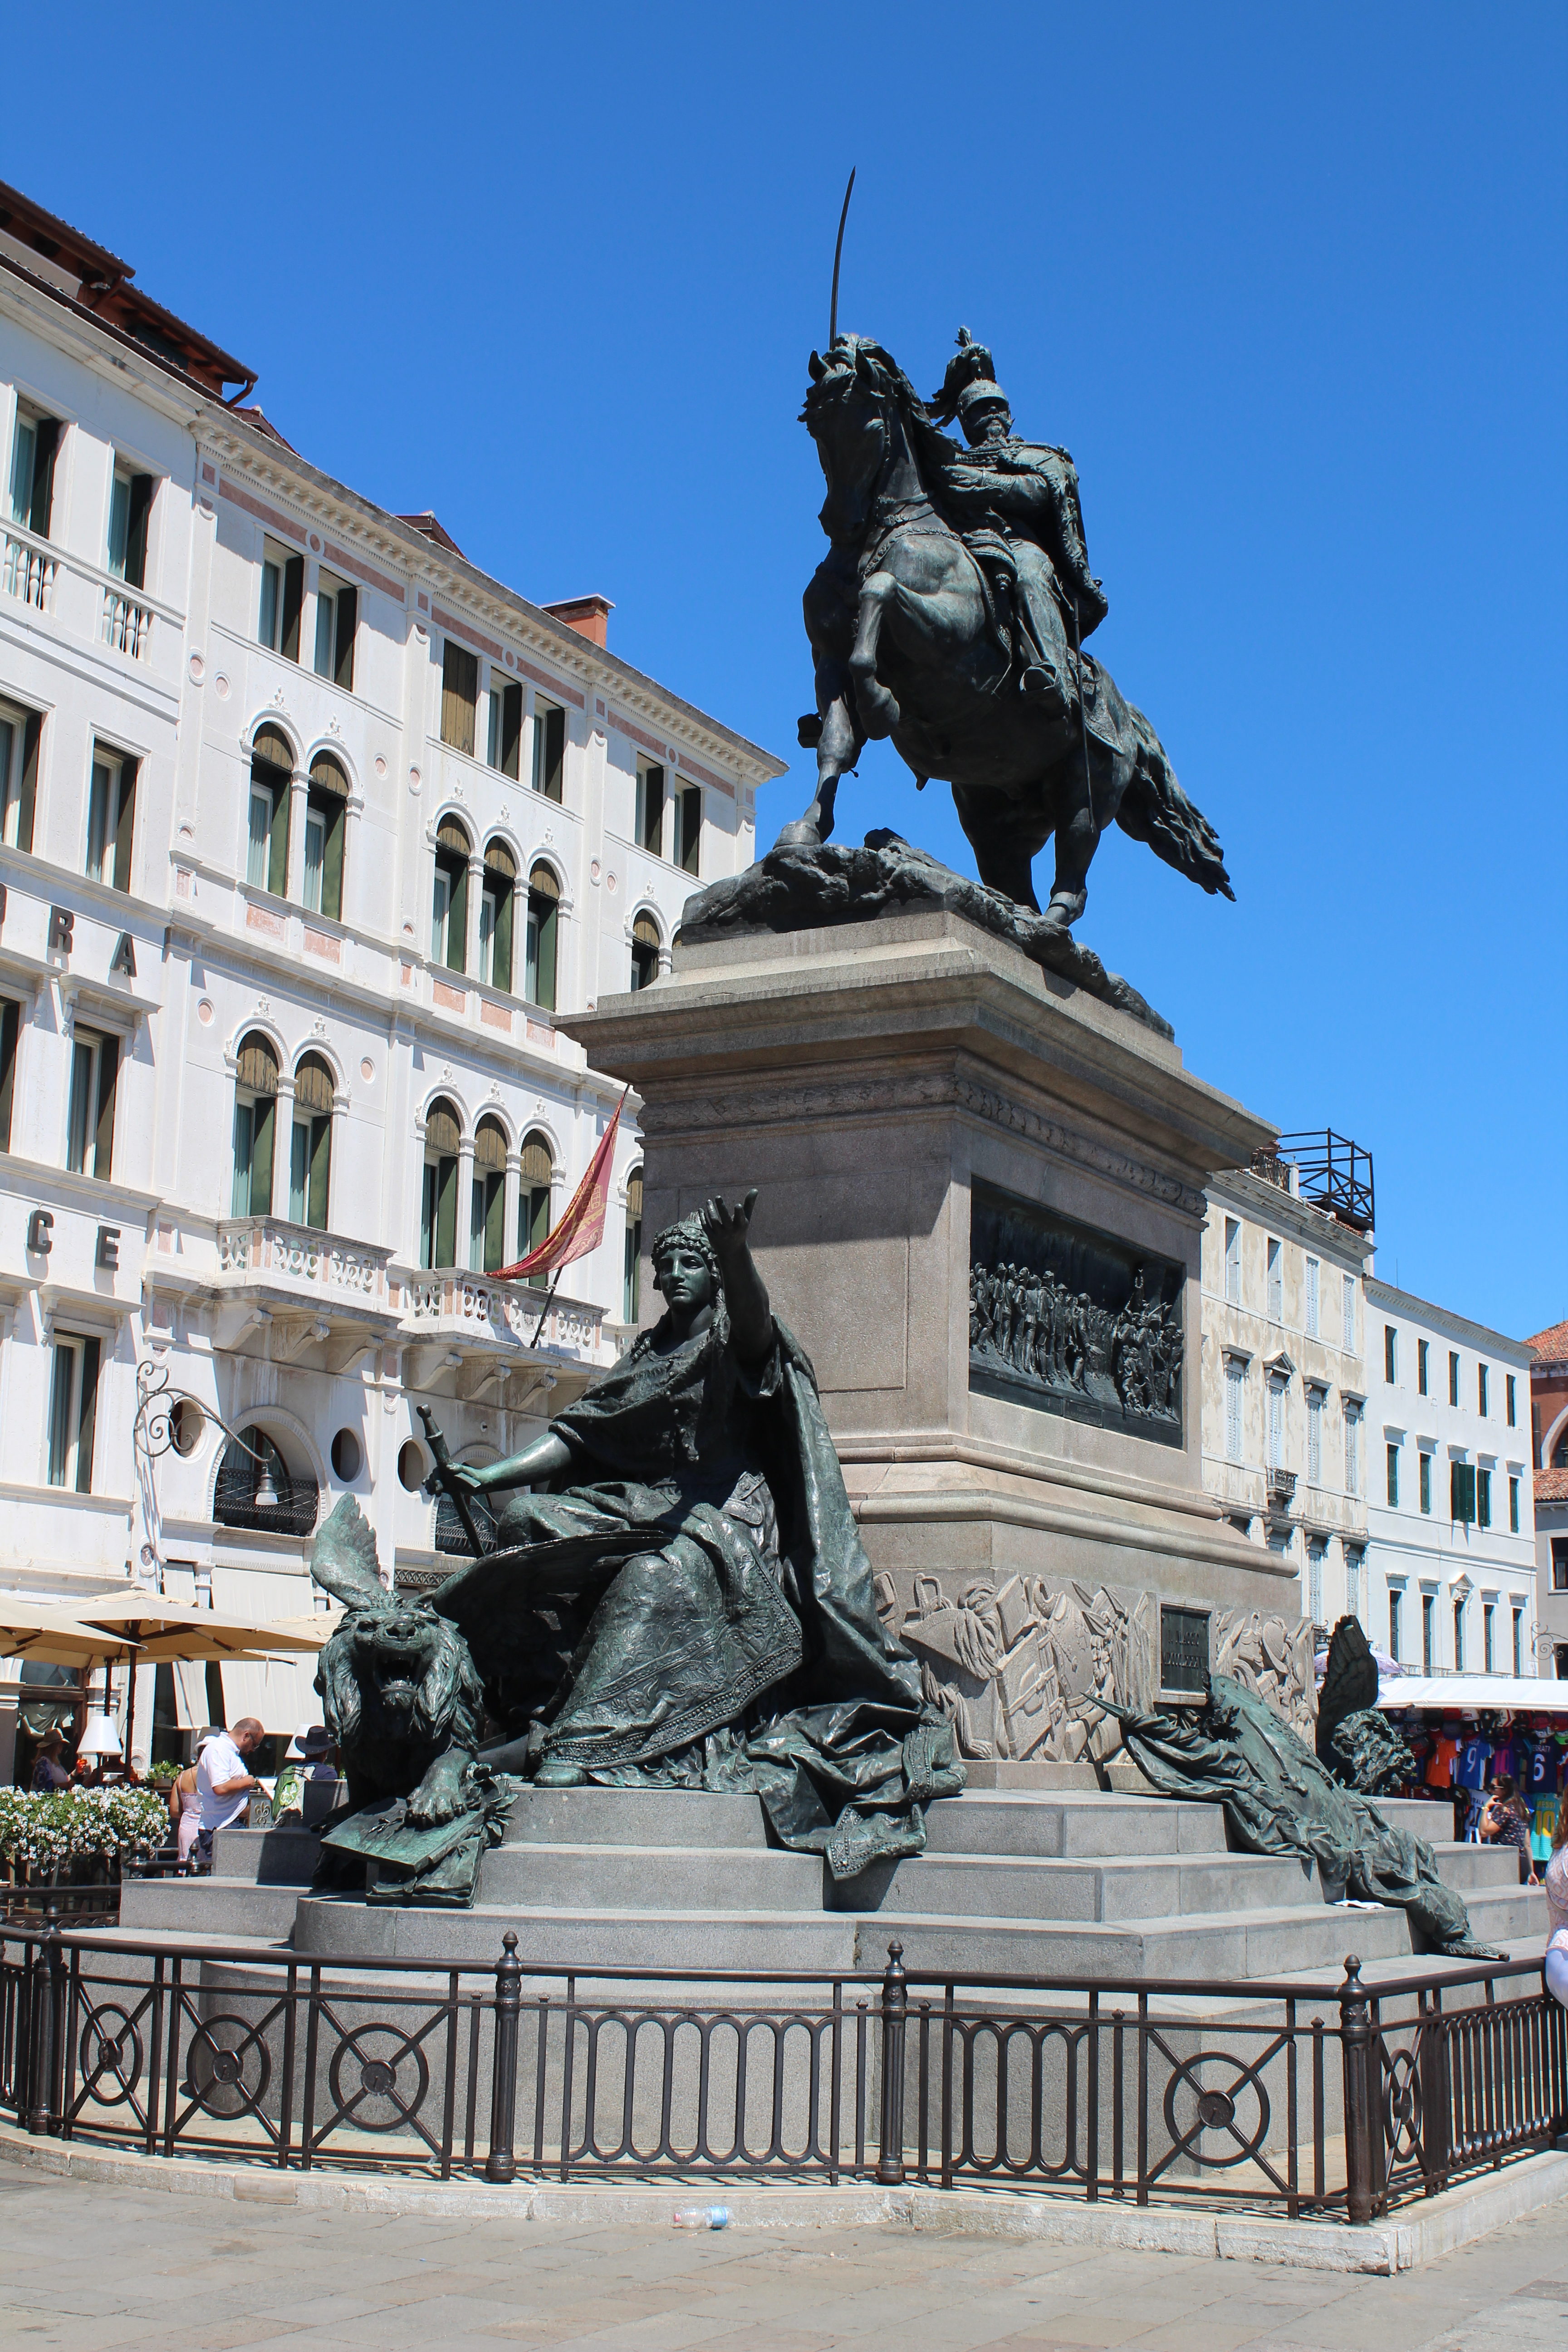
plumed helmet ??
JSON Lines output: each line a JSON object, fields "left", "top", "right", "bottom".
{"left": 929, "top": 327, "right": 1009, "bottom": 427}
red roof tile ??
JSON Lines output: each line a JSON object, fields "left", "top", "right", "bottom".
{"left": 1535, "top": 1467, "right": 1568, "bottom": 1503}
{"left": 1529, "top": 1320, "right": 1568, "bottom": 1364}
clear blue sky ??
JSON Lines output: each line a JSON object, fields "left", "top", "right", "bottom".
{"left": 9, "top": 3, "right": 1564, "bottom": 1340}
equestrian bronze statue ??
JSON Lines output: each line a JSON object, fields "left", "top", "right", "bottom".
{"left": 785, "top": 328, "right": 1234, "bottom": 935}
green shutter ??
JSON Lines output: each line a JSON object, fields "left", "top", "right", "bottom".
{"left": 112, "top": 758, "right": 137, "bottom": 893}
{"left": 0, "top": 997, "right": 18, "bottom": 1152}
{"left": 307, "top": 1114, "right": 331, "bottom": 1229}
{"left": 491, "top": 882, "right": 514, "bottom": 994}
{"left": 320, "top": 795, "right": 345, "bottom": 922}
{"left": 232, "top": 1101, "right": 254, "bottom": 1215}
{"left": 124, "top": 474, "right": 153, "bottom": 591}
{"left": 280, "top": 554, "right": 304, "bottom": 662}
{"left": 536, "top": 897, "right": 557, "bottom": 1010}
{"left": 93, "top": 1034, "right": 119, "bottom": 1178}
{"left": 333, "top": 585, "right": 357, "bottom": 691}
{"left": 29, "top": 418, "right": 59, "bottom": 536}
{"left": 17, "top": 711, "right": 40, "bottom": 854}
{"left": 75, "top": 1337, "right": 100, "bottom": 1494}
{"left": 435, "top": 1154, "right": 458, "bottom": 1267}
{"left": 484, "top": 1171, "right": 505, "bottom": 1270}
{"left": 446, "top": 857, "right": 468, "bottom": 972}
{"left": 252, "top": 1092, "right": 274, "bottom": 1215}
{"left": 268, "top": 781, "right": 290, "bottom": 899}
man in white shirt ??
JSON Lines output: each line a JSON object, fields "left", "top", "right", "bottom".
{"left": 193, "top": 1717, "right": 265, "bottom": 1866}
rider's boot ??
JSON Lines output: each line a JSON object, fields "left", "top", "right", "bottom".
{"left": 1020, "top": 665, "right": 1070, "bottom": 717}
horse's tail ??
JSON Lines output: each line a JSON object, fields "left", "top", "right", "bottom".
{"left": 1113, "top": 707, "right": 1235, "bottom": 902}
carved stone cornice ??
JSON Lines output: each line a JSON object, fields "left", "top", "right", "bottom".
{"left": 952, "top": 1078, "right": 1206, "bottom": 1219}
{"left": 638, "top": 1064, "right": 1205, "bottom": 1219}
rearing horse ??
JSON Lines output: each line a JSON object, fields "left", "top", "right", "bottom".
{"left": 783, "top": 336, "right": 1232, "bottom": 931}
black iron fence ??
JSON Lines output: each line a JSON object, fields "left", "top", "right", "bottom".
{"left": 1, "top": 1919, "right": 1561, "bottom": 2221}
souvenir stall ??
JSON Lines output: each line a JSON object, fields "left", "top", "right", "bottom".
{"left": 1375, "top": 1675, "right": 1568, "bottom": 1867}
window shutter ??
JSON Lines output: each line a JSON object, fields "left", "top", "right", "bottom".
{"left": 0, "top": 998, "right": 18, "bottom": 1152}
{"left": 442, "top": 643, "right": 478, "bottom": 755}
{"left": 280, "top": 554, "right": 304, "bottom": 662}
{"left": 75, "top": 1335, "right": 100, "bottom": 1494}
{"left": 333, "top": 585, "right": 357, "bottom": 691}
{"left": 267, "top": 784, "right": 289, "bottom": 899}
{"left": 491, "top": 881, "right": 514, "bottom": 994}
{"left": 473, "top": 1117, "right": 507, "bottom": 1172}
{"left": 113, "top": 757, "right": 137, "bottom": 894}
{"left": 306, "top": 1114, "right": 331, "bottom": 1228}
{"left": 94, "top": 1034, "right": 119, "bottom": 1177}
{"left": 519, "top": 1130, "right": 553, "bottom": 1185}
{"left": 446, "top": 855, "right": 467, "bottom": 972}
{"left": 236, "top": 1032, "right": 279, "bottom": 1094}
{"left": 499, "top": 681, "right": 523, "bottom": 779}
{"left": 426, "top": 1099, "right": 461, "bottom": 1158}
{"left": 294, "top": 1054, "right": 334, "bottom": 1114}
{"left": 124, "top": 474, "right": 153, "bottom": 591}
{"left": 253, "top": 724, "right": 292, "bottom": 771}
{"left": 250, "top": 1092, "right": 274, "bottom": 1215}
{"left": 17, "top": 710, "right": 40, "bottom": 853}
{"left": 320, "top": 795, "right": 345, "bottom": 921}
{"left": 435, "top": 1153, "right": 458, "bottom": 1268}
{"left": 29, "top": 418, "right": 59, "bottom": 536}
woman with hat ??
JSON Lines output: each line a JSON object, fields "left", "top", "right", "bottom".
{"left": 29, "top": 1728, "right": 69, "bottom": 1792}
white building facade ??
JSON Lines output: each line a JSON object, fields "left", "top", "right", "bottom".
{"left": 1199, "top": 1159, "right": 1372, "bottom": 1637}
{"left": 0, "top": 185, "right": 783, "bottom": 1774}
{"left": 1362, "top": 1280, "right": 1537, "bottom": 1681}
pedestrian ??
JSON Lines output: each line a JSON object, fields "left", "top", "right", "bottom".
{"left": 168, "top": 1735, "right": 215, "bottom": 1864}
{"left": 1479, "top": 1773, "right": 1538, "bottom": 1887}
{"left": 272, "top": 1725, "right": 338, "bottom": 1820}
{"left": 29, "top": 1729, "right": 69, "bottom": 1791}
{"left": 1545, "top": 1802, "right": 1568, "bottom": 2011}
{"left": 193, "top": 1717, "right": 265, "bottom": 1867}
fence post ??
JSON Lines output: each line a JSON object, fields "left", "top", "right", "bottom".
{"left": 485, "top": 1932, "right": 521, "bottom": 2184}
{"left": 876, "top": 1940, "right": 907, "bottom": 2186}
{"left": 1339, "top": 1953, "right": 1377, "bottom": 2225}
{"left": 25, "top": 1909, "right": 64, "bottom": 2138}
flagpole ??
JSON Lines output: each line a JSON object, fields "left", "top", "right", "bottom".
{"left": 529, "top": 1264, "right": 567, "bottom": 1350}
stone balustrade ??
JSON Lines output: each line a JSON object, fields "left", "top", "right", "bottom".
{"left": 2, "top": 519, "right": 176, "bottom": 676}
{"left": 396, "top": 1267, "right": 607, "bottom": 1360}
{"left": 215, "top": 1217, "right": 394, "bottom": 1309}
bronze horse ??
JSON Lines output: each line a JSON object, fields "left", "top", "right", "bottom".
{"left": 784, "top": 336, "right": 1232, "bottom": 931}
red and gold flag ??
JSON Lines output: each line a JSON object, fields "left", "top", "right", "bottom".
{"left": 495, "top": 1088, "right": 629, "bottom": 1283}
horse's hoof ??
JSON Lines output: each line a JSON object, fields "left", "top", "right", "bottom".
{"left": 772, "top": 819, "right": 823, "bottom": 852}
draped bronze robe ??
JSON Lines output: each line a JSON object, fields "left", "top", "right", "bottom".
{"left": 435, "top": 1313, "right": 963, "bottom": 1878}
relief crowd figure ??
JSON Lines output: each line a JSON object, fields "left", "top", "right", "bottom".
{"left": 970, "top": 1257, "right": 1181, "bottom": 1423}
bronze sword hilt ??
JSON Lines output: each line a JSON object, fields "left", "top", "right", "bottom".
{"left": 416, "top": 1405, "right": 486, "bottom": 1558}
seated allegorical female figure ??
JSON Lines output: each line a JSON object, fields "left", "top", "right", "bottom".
{"left": 436, "top": 1190, "right": 961, "bottom": 1879}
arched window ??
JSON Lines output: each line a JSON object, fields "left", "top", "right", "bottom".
{"left": 480, "top": 839, "right": 516, "bottom": 994}
{"left": 248, "top": 725, "right": 293, "bottom": 897}
{"left": 525, "top": 862, "right": 559, "bottom": 1010}
{"left": 470, "top": 1115, "right": 508, "bottom": 1272}
{"left": 421, "top": 1096, "right": 462, "bottom": 1268}
{"left": 624, "top": 1166, "right": 643, "bottom": 1322}
{"left": 304, "top": 752, "right": 348, "bottom": 921}
{"left": 630, "top": 911, "right": 660, "bottom": 991}
{"left": 231, "top": 1031, "right": 278, "bottom": 1218}
{"left": 519, "top": 1129, "right": 553, "bottom": 1289}
{"left": 432, "top": 815, "right": 470, "bottom": 972}
{"left": 289, "top": 1053, "right": 334, "bottom": 1229}
{"left": 214, "top": 1427, "right": 319, "bottom": 1535}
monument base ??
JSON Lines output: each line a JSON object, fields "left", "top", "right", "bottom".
{"left": 563, "top": 903, "right": 1311, "bottom": 1753}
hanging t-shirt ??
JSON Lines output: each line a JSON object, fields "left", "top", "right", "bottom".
{"left": 1531, "top": 1796, "right": 1558, "bottom": 1863}
{"left": 1455, "top": 1739, "right": 1493, "bottom": 1791}
{"left": 1526, "top": 1744, "right": 1555, "bottom": 1795}
{"left": 1426, "top": 1736, "right": 1460, "bottom": 1789}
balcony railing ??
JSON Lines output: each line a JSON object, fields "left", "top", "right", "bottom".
{"left": 399, "top": 1268, "right": 606, "bottom": 1359}
{"left": 0, "top": 519, "right": 175, "bottom": 670}
{"left": 216, "top": 1217, "right": 394, "bottom": 1312}
{"left": 2, "top": 526, "right": 58, "bottom": 615}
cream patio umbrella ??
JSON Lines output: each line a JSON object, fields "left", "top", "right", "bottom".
{"left": 0, "top": 1599, "right": 145, "bottom": 1671}
{"left": 64, "top": 1594, "right": 327, "bottom": 1762}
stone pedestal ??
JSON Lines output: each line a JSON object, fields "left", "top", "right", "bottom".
{"left": 562, "top": 909, "right": 1311, "bottom": 1761}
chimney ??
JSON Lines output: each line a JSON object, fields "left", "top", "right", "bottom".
{"left": 542, "top": 594, "right": 613, "bottom": 648}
